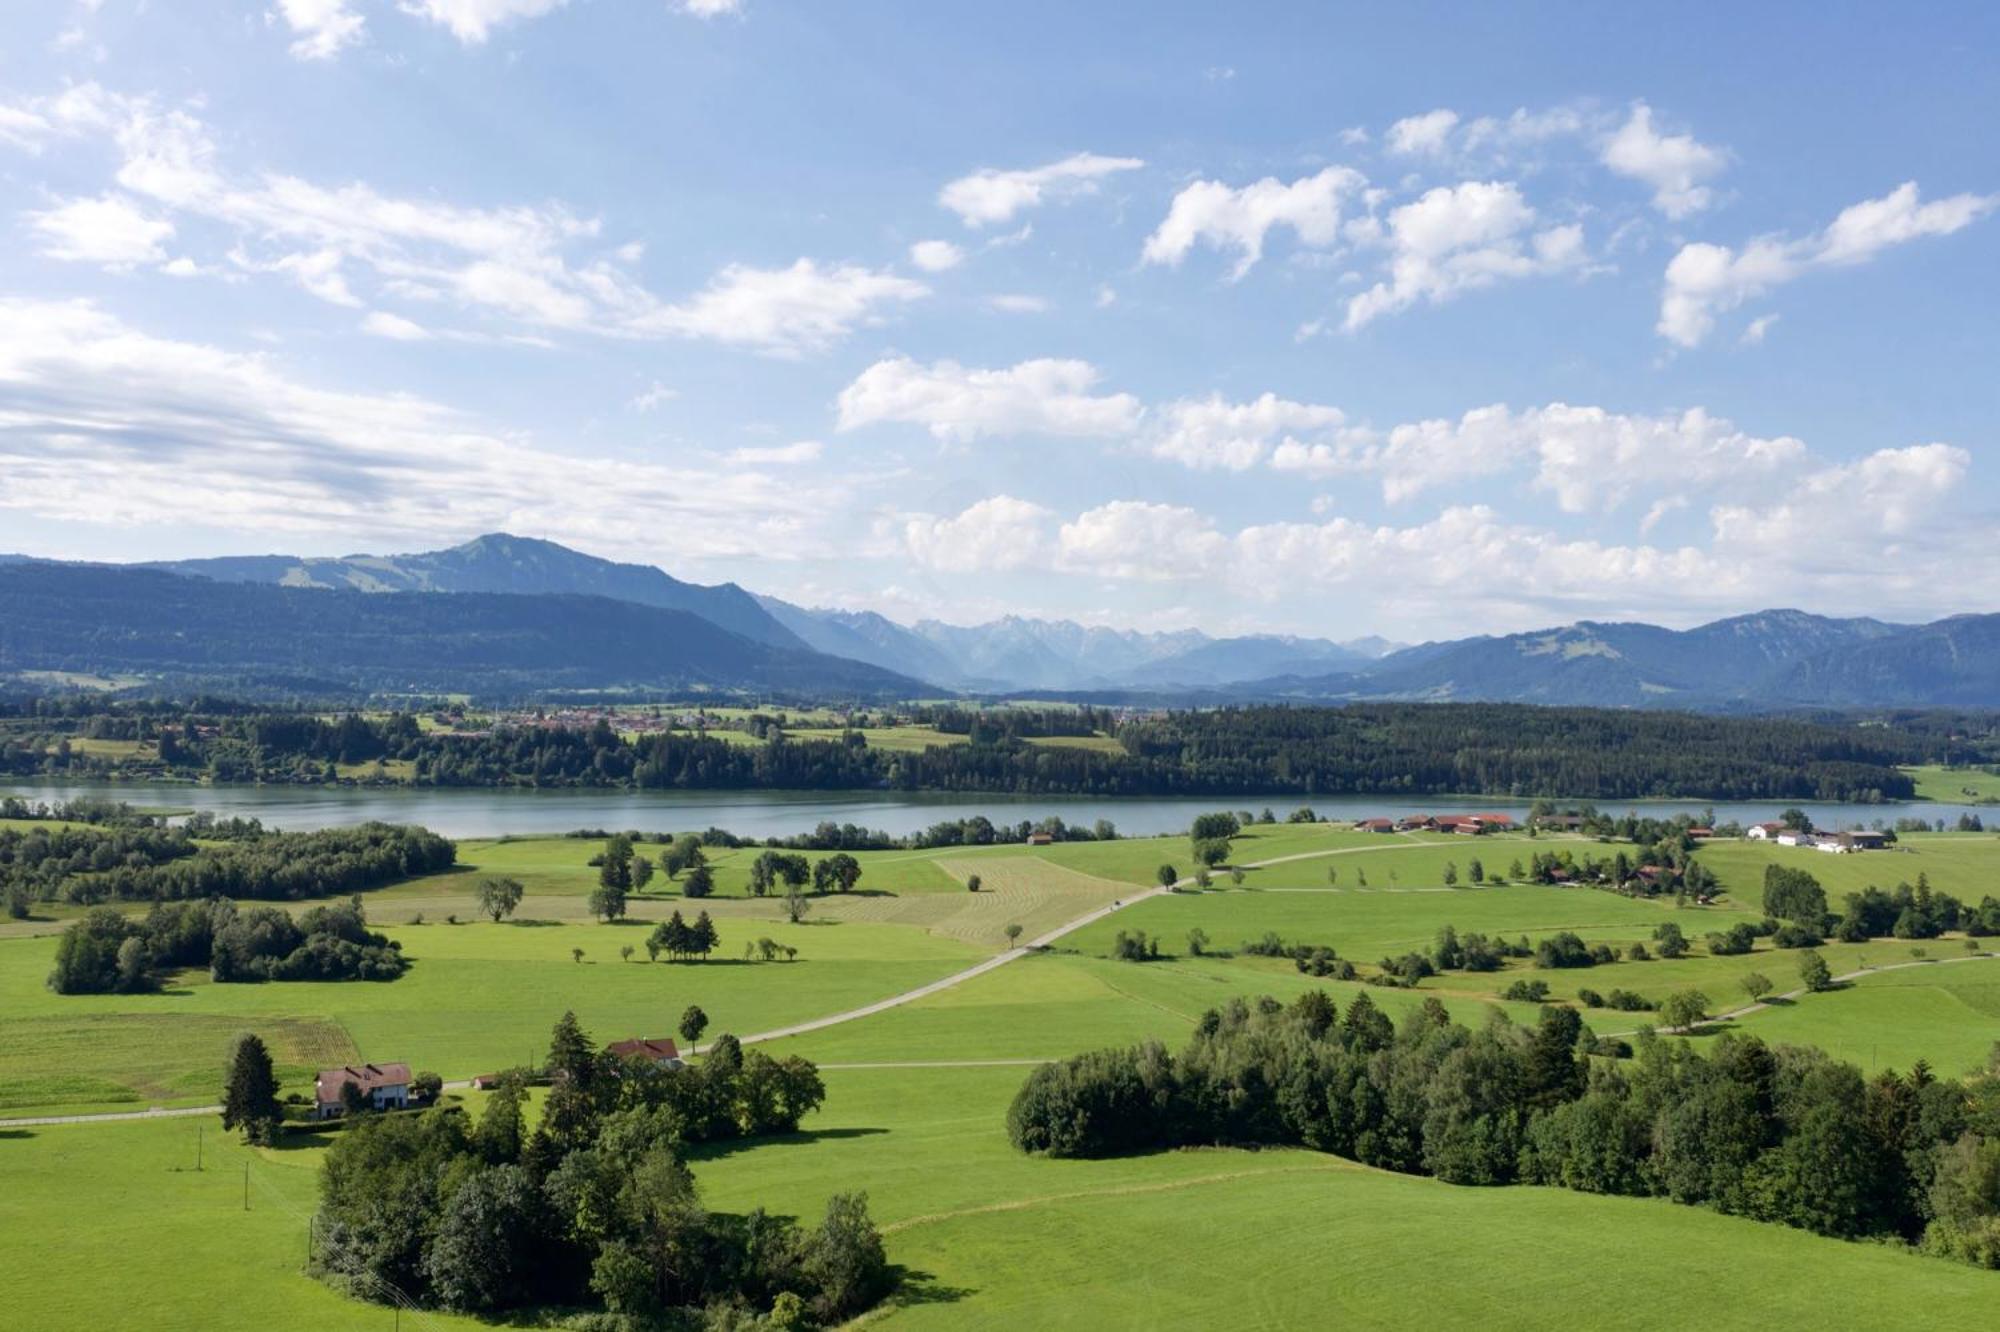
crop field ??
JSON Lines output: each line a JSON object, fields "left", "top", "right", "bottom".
{"left": 4, "top": 816, "right": 2000, "bottom": 1328}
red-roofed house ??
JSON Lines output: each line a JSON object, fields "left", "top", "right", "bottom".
{"left": 1356, "top": 818, "right": 1396, "bottom": 834}
{"left": 606, "top": 1037, "right": 684, "bottom": 1072}
{"left": 315, "top": 1062, "right": 412, "bottom": 1119}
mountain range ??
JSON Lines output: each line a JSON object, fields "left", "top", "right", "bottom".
{"left": 3, "top": 534, "right": 1995, "bottom": 708}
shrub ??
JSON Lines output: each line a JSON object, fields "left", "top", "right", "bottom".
{"left": 1503, "top": 978, "right": 1551, "bottom": 1002}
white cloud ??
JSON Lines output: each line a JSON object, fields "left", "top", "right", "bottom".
{"left": 276, "top": 0, "right": 366, "bottom": 60}
{"left": 1146, "top": 392, "right": 1347, "bottom": 471}
{"left": 1600, "top": 103, "right": 1725, "bottom": 218}
{"left": 727, "top": 440, "right": 822, "bottom": 465}
{"left": 360, "top": 310, "right": 430, "bottom": 340}
{"left": 1740, "top": 313, "right": 1780, "bottom": 346}
{"left": 987, "top": 293, "right": 1049, "bottom": 314}
{"left": 633, "top": 259, "right": 928, "bottom": 357}
{"left": 1262, "top": 401, "right": 1805, "bottom": 511}
{"left": 1057, "top": 500, "right": 1229, "bottom": 580}
{"left": 28, "top": 193, "right": 172, "bottom": 265}
{"left": 908, "top": 239, "right": 964, "bottom": 272}
{"left": 1386, "top": 109, "right": 1460, "bottom": 157}
{"left": 1659, "top": 182, "right": 1997, "bottom": 346}
{"left": 680, "top": 0, "right": 743, "bottom": 15}
{"left": 939, "top": 151, "right": 1143, "bottom": 227}
{"left": 1344, "top": 180, "right": 1586, "bottom": 329}
{"left": 1142, "top": 166, "right": 1364, "bottom": 278}
{"left": 836, "top": 356, "right": 1142, "bottom": 442}
{"left": 4, "top": 90, "right": 920, "bottom": 354}
{"left": 0, "top": 298, "right": 854, "bottom": 561}
{"left": 400, "top": 0, "right": 570, "bottom": 44}
{"left": 1712, "top": 443, "right": 1969, "bottom": 550}
{"left": 1816, "top": 181, "right": 1998, "bottom": 265}
{"left": 904, "top": 495, "right": 1053, "bottom": 571}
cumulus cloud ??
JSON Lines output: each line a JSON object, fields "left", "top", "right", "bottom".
{"left": 938, "top": 152, "right": 1143, "bottom": 227}
{"left": 1056, "top": 500, "right": 1230, "bottom": 580}
{"left": 836, "top": 357, "right": 1142, "bottom": 442}
{"left": 1264, "top": 400, "right": 1805, "bottom": 510}
{"left": 28, "top": 194, "right": 173, "bottom": 265}
{"left": 276, "top": 0, "right": 366, "bottom": 60}
{"left": 904, "top": 495, "right": 1053, "bottom": 571}
{"left": 1343, "top": 180, "right": 1586, "bottom": 329}
{"left": 1659, "top": 182, "right": 1997, "bottom": 346}
{"left": 987, "top": 293, "right": 1049, "bottom": 313}
{"left": 1386, "top": 109, "right": 1460, "bottom": 157}
{"left": 1145, "top": 392, "right": 1347, "bottom": 471}
{"left": 1600, "top": 103, "right": 1726, "bottom": 218}
{"left": 0, "top": 297, "right": 852, "bottom": 560}
{"left": 1141, "top": 166, "right": 1364, "bottom": 278}
{"left": 908, "top": 239, "right": 964, "bottom": 272}
{"left": 401, "top": 0, "right": 571, "bottom": 44}
{"left": 2, "top": 88, "right": 921, "bottom": 354}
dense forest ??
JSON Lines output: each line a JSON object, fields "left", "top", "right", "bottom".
{"left": 1008, "top": 993, "right": 2000, "bottom": 1267}
{"left": 48, "top": 896, "right": 407, "bottom": 993}
{"left": 0, "top": 700, "right": 1952, "bottom": 801}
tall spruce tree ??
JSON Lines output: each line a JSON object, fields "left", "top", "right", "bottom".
{"left": 221, "top": 1032, "right": 282, "bottom": 1143}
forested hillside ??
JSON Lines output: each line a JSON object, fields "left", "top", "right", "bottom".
{"left": 0, "top": 700, "right": 1925, "bottom": 800}
{"left": 0, "top": 563, "right": 918, "bottom": 699}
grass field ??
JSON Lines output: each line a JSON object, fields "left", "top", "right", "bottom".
{"left": 1696, "top": 831, "right": 2000, "bottom": 906}
{"left": 689, "top": 1066, "right": 2000, "bottom": 1330}
{"left": 6, "top": 814, "right": 2000, "bottom": 1329}
{"left": 1904, "top": 764, "right": 2000, "bottom": 803}
{"left": 0, "top": 916, "right": 981, "bottom": 1115}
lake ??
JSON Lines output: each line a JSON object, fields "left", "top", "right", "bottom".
{"left": 2, "top": 779, "right": 1986, "bottom": 841}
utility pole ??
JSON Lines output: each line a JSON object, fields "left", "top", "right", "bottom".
{"left": 243, "top": 1160, "right": 250, "bottom": 1211}
{"left": 195, "top": 1124, "right": 203, "bottom": 1172}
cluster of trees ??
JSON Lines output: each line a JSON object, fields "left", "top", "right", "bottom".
{"left": 915, "top": 704, "right": 1114, "bottom": 742}
{"left": 49, "top": 896, "right": 404, "bottom": 993}
{"left": 647, "top": 910, "right": 720, "bottom": 963}
{"left": 0, "top": 819, "right": 453, "bottom": 910}
{"left": 4, "top": 700, "right": 1931, "bottom": 801}
{"left": 311, "top": 1012, "right": 891, "bottom": 1323}
{"left": 1006, "top": 990, "right": 2000, "bottom": 1263}
{"left": 1762, "top": 866, "right": 2000, "bottom": 943}
{"left": 1516, "top": 846, "right": 1719, "bottom": 902}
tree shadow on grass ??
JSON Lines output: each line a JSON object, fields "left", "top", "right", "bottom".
{"left": 503, "top": 918, "right": 566, "bottom": 927}
{"left": 0, "top": 1128, "right": 35, "bottom": 1140}
{"left": 887, "top": 1266, "right": 975, "bottom": 1310}
{"left": 682, "top": 1125, "right": 890, "bottom": 1163}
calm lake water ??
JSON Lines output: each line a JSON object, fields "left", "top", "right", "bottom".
{"left": 2, "top": 779, "right": 1986, "bottom": 841}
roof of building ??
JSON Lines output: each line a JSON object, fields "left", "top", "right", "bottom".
{"left": 315, "top": 1062, "right": 412, "bottom": 1103}
{"left": 606, "top": 1037, "right": 681, "bottom": 1063}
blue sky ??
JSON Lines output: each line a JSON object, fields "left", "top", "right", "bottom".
{"left": 1, "top": 1, "right": 1996, "bottom": 641}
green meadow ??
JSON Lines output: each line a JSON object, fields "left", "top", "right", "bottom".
{"left": 4, "top": 817, "right": 2000, "bottom": 1328}
{"left": 1904, "top": 763, "right": 2000, "bottom": 803}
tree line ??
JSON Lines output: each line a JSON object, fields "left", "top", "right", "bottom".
{"left": 1007, "top": 991, "right": 2000, "bottom": 1266}
{"left": 0, "top": 820, "right": 454, "bottom": 911}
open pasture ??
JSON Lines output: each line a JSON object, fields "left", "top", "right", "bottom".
{"left": 0, "top": 915, "right": 980, "bottom": 1116}
{"left": 1904, "top": 764, "right": 2000, "bottom": 803}
{"left": 689, "top": 1065, "right": 2000, "bottom": 1330}
{"left": 1695, "top": 832, "right": 2000, "bottom": 906}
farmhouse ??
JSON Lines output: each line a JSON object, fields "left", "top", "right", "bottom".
{"left": 315, "top": 1062, "right": 411, "bottom": 1119}
{"left": 1025, "top": 832, "right": 1054, "bottom": 846}
{"left": 1532, "top": 813, "right": 1586, "bottom": 831}
{"left": 606, "top": 1037, "right": 684, "bottom": 1071}
{"left": 1812, "top": 830, "right": 1889, "bottom": 854}
{"left": 1775, "top": 830, "right": 1811, "bottom": 847}
{"left": 1746, "top": 822, "right": 1788, "bottom": 840}
{"left": 1356, "top": 818, "right": 1397, "bottom": 834}
{"left": 1397, "top": 815, "right": 1436, "bottom": 831}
